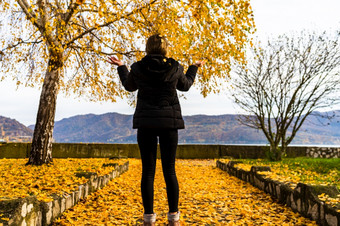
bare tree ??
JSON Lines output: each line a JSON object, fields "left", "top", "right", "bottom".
{"left": 231, "top": 31, "right": 340, "bottom": 160}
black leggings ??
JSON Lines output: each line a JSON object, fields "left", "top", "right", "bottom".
{"left": 137, "top": 128, "right": 179, "bottom": 214}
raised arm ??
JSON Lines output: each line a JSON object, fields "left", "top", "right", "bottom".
{"left": 176, "top": 65, "right": 198, "bottom": 91}
{"left": 117, "top": 65, "right": 138, "bottom": 92}
{"left": 107, "top": 56, "right": 137, "bottom": 92}
{"left": 176, "top": 61, "right": 204, "bottom": 91}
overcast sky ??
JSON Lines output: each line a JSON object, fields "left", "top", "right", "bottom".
{"left": 1, "top": 0, "right": 340, "bottom": 126}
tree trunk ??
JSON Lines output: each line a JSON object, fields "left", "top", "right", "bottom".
{"left": 281, "top": 139, "right": 287, "bottom": 159}
{"left": 269, "top": 144, "right": 282, "bottom": 161}
{"left": 26, "top": 59, "right": 60, "bottom": 165}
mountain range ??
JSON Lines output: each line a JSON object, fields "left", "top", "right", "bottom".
{"left": 0, "top": 116, "right": 33, "bottom": 142}
{"left": 28, "top": 111, "right": 340, "bottom": 145}
{"left": 2, "top": 111, "right": 340, "bottom": 144}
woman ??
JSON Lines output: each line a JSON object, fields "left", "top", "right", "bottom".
{"left": 108, "top": 34, "right": 204, "bottom": 226}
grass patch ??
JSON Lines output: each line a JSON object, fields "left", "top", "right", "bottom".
{"left": 219, "top": 157, "right": 340, "bottom": 210}
{"left": 220, "top": 157, "right": 340, "bottom": 190}
{"left": 245, "top": 157, "right": 340, "bottom": 174}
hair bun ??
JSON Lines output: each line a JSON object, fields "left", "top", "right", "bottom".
{"left": 146, "top": 34, "right": 168, "bottom": 56}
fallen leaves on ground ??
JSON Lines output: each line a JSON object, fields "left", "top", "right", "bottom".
{"left": 54, "top": 159, "right": 316, "bottom": 225}
{"left": 0, "top": 158, "right": 125, "bottom": 202}
{"left": 220, "top": 158, "right": 340, "bottom": 208}
{"left": 220, "top": 159, "right": 339, "bottom": 190}
{"left": 318, "top": 193, "right": 340, "bottom": 209}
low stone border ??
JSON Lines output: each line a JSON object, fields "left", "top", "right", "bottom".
{"left": 306, "top": 147, "right": 340, "bottom": 158}
{"left": 0, "top": 161, "right": 129, "bottom": 226}
{"left": 216, "top": 160, "right": 340, "bottom": 226}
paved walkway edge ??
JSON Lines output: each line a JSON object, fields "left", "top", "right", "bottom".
{"left": 216, "top": 160, "right": 339, "bottom": 226}
{"left": 1, "top": 161, "right": 129, "bottom": 226}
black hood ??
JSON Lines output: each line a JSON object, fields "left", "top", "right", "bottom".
{"left": 132, "top": 54, "right": 179, "bottom": 82}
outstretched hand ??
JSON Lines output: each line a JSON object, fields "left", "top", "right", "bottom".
{"left": 107, "top": 56, "right": 124, "bottom": 66}
{"left": 193, "top": 60, "right": 205, "bottom": 67}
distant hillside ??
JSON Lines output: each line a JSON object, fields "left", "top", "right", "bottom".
{"left": 52, "top": 113, "right": 135, "bottom": 143}
{"left": 40, "top": 111, "right": 340, "bottom": 145}
{"left": 179, "top": 114, "right": 267, "bottom": 144}
{"left": 0, "top": 116, "right": 33, "bottom": 142}
{"left": 291, "top": 111, "right": 340, "bottom": 144}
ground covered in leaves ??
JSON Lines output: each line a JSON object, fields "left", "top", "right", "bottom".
{"left": 220, "top": 158, "right": 339, "bottom": 189}
{"left": 0, "top": 158, "right": 125, "bottom": 202}
{"left": 219, "top": 158, "right": 340, "bottom": 210}
{"left": 55, "top": 159, "right": 316, "bottom": 225}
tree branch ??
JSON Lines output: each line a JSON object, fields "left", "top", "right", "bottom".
{"left": 64, "top": 0, "right": 157, "bottom": 48}
{"left": 1, "top": 32, "right": 43, "bottom": 53}
{"left": 65, "top": 21, "right": 116, "bottom": 48}
{"left": 63, "top": 1, "right": 80, "bottom": 25}
{"left": 69, "top": 44, "right": 143, "bottom": 56}
{"left": 16, "top": 0, "right": 40, "bottom": 28}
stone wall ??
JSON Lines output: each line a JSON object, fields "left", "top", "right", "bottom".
{"left": 306, "top": 147, "right": 340, "bottom": 158}
{"left": 216, "top": 160, "right": 340, "bottom": 226}
{"left": 219, "top": 145, "right": 307, "bottom": 159}
{"left": 0, "top": 143, "right": 309, "bottom": 159}
{"left": 0, "top": 161, "right": 129, "bottom": 226}
{"left": 1, "top": 143, "right": 339, "bottom": 159}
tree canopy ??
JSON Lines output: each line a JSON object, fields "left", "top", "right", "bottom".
{"left": 1, "top": 0, "right": 255, "bottom": 99}
{"left": 1, "top": 0, "right": 255, "bottom": 165}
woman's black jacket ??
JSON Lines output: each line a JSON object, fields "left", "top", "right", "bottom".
{"left": 117, "top": 54, "right": 198, "bottom": 129}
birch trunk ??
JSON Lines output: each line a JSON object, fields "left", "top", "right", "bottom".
{"left": 26, "top": 59, "right": 60, "bottom": 165}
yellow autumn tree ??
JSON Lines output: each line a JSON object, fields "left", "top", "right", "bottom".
{"left": 0, "top": 0, "right": 255, "bottom": 165}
